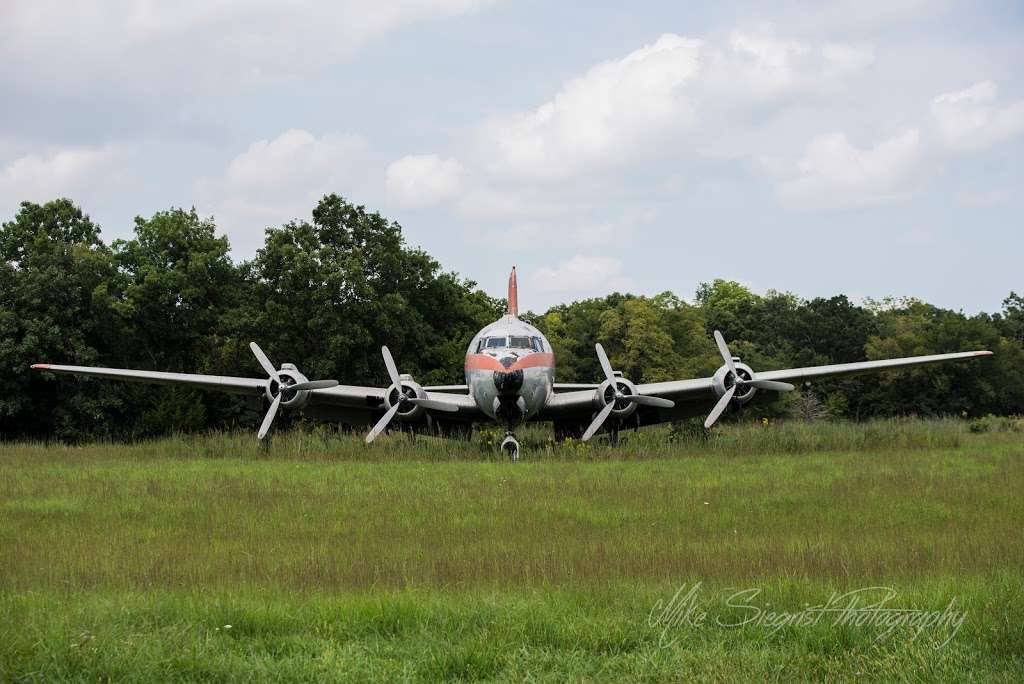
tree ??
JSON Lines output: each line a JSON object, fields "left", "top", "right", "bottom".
{"left": 695, "top": 279, "right": 762, "bottom": 342}
{"left": 0, "top": 200, "right": 124, "bottom": 439}
{"left": 110, "top": 208, "right": 243, "bottom": 434}
{"left": 240, "top": 194, "right": 500, "bottom": 388}
{"left": 997, "top": 292, "right": 1024, "bottom": 343}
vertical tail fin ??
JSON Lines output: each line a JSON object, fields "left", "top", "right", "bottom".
{"left": 507, "top": 266, "right": 518, "bottom": 317}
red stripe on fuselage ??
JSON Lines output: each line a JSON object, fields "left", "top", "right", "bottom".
{"left": 464, "top": 353, "right": 554, "bottom": 372}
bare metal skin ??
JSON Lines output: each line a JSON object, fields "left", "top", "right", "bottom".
{"left": 31, "top": 267, "right": 994, "bottom": 460}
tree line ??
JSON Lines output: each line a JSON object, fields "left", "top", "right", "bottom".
{"left": 1, "top": 196, "right": 1021, "bottom": 441}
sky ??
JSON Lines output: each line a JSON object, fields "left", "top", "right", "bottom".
{"left": 1, "top": 0, "right": 1021, "bottom": 314}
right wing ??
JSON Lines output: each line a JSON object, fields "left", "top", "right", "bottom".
{"left": 31, "top": 363, "right": 481, "bottom": 421}
{"left": 31, "top": 364, "right": 267, "bottom": 394}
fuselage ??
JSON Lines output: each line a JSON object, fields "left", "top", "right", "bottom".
{"left": 464, "top": 315, "right": 554, "bottom": 424}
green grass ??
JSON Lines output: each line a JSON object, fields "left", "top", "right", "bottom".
{"left": 1, "top": 418, "right": 1022, "bottom": 681}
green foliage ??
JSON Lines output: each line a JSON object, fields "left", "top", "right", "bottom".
{"left": 534, "top": 293, "right": 718, "bottom": 383}
{"left": 241, "top": 194, "right": 501, "bottom": 387}
{"left": 0, "top": 200, "right": 124, "bottom": 440}
{"left": 0, "top": 195, "right": 1021, "bottom": 440}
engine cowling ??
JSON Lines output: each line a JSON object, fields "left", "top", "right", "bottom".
{"left": 592, "top": 376, "right": 640, "bottom": 420}
{"left": 383, "top": 375, "right": 427, "bottom": 422}
{"left": 263, "top": 363, "right": 312, "bottom": 410}
{"left": 711, "top": 359, "right": 758, "bottom": 406}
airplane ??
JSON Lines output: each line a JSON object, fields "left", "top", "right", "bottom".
{"left": 31, "top": 267, "right": 993, "bottom": 459}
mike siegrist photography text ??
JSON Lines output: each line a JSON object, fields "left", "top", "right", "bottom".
{"left": 649, "top": 583, "right": 969, "bottom": 649}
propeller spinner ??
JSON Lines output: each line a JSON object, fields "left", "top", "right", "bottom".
{"left": 250, "top": 342, "right": 339, "bottom": 440}
{"left": 581, "top": 343, "right": 675, "bottom": 441}
{"left": 703, "top": 331, "right": 795, "bottom": 429}
{"left": 365, "top": 346, "right": 457, "bottom": 443}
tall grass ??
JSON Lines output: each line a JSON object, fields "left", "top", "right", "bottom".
{"left": 1, "top": 419, "right": 1021, "bottom": 591}
{"left": 2, "top": 418, "right": 1021, "bottom": 681}
{"left": 4, "top": 416, "right": 1016, "bottom": 463}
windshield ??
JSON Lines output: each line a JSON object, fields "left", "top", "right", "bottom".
{"left": 476, "top": 335, "right": 542, "bottom": 352}
{"left": 509, "top": 336, "right": 533, "bottom": 349}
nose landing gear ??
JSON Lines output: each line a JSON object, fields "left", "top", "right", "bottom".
{"left": 501, "top": 432, "right": 520, "bottom": 461}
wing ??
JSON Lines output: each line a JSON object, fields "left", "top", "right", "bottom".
{"left": 31, "top": 363, "right": 267, "bottom": 394}
{"left": 31, "top": 363, "right": 482, "bottom": 426}
{"left": 539, "top": 350, "right": 994, "bottom": 425}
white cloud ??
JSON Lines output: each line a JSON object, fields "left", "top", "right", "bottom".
{"left": 533, "top": 255, "right": 636, "bottom": 295}
{"left": 481, "top": 34, "right": 702, "bottom": 180}
{"left": 774, "top": 129, "right": 923, "bottom": 211}
{"left": 201, "top": 129, "right": 371, "bottom": 253}
{"left": 0, "top": 146, "right": 120, "bottom": 211}
{"left": 704, "top": 32, "right": 874, "bottom": 100}
{"left": 931, "top": 80, "right": 1024, "bottom": 152}
{"left": 0, "top": 0, "right": 496, "bottom": 95}
{"left": 385, "top": 154, "right": 464, "bottom": 208}
{"left": 478, "top": 31, "right": 873, "bottom": 180}
{"left": 226, "top": 129, "right": 366, "bottom": 190}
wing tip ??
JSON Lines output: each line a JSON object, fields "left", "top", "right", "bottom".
{"left": 30, "top": 363, "right": 50, "bottom": 370}
{"left": 974, "top": 351, "right": 994, "bottom": 357}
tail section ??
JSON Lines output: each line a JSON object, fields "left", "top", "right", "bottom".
{"left": 507, "top": 266, "right": 518, "bottom": 317}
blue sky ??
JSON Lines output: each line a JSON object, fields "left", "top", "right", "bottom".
{"left": 1, "top": 0, "right": 1021, "bottom": 312}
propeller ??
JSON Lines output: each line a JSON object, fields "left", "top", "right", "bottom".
{"left": 365, "top": 346, "right": 458, "bottom": 443}
{"left": 581, "top": 343, "right": 675, "bottom": 441}
{"left": 703, "top": 331, "right": 795, "bottom": 429}
{"left": 249, "top": 342, "right": 340, "bottom": 440}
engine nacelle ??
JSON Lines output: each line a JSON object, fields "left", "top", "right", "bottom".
{"left": 592, "top": 376, "right": 640, "bottom": 420}
{"left": 384, "top": 375, "right": 427, "bottom": 422}
{"left": 711, "top": 360, "right": 758, "bottom": 406}
{"left": 264, "top": 363, "right": 312, "bottom": 410}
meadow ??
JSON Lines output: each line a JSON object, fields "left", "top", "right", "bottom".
{"left": 1, "top": 417, "right": 1022, "bottom": 681}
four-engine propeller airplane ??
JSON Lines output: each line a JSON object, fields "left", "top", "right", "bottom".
{"left": 32, "top": 268, "right": 993, "bottom": 459}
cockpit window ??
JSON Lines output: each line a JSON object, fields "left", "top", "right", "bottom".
{"left": 509, "top": 336, "right": 533, "bottom": 349}
{"left": 477, "top": 335, "right": 542, "bottom": 352}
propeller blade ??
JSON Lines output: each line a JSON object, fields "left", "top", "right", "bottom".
{"left": 381, "top": 346, "right": 402, "bottom": 388}
{"left": 704, "top": 385, "right": 737, "bottom": 429}
{"left": 257, "top": 393, "right": 282, "bottom": 440}
{"left": 595, "top": 343, "right": 617, "bottom": 386}
{"left": 582, "top": 401, "right": 616, "bottom": 442}
{"left": 713, "top": 330, "right": 738, "bottom": 377}
{"left": 250, "top": 342, "right": 281, "bottom": 382}
{"left": 750, "top": 379, "right": 795, "bottom": 392}
{"left": 289, "top": 379, "right": 339, "bottom": 392}
{"left": 365, "top": 402, "right": 402, "bottom": 444}
{"left": 409, "top": 398, "right": 459, "bottom": 413}
{"left": 625, "top": 394, "right": 675, "bottom": 409}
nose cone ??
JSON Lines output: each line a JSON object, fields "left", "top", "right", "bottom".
{"left": 493, "top": 369, "right": 524, "bottom": 396}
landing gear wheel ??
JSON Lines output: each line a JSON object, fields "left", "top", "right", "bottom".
{"left": 501, "top": 432, "right": 520, "bottom": 461}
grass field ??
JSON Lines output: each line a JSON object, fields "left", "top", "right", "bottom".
{"left": 2, "top": 418, "right": 1023, "bottom": 681}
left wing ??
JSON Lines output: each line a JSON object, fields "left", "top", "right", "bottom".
{"left": 539, "top": 350, "right": 994, "bottom": 425}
